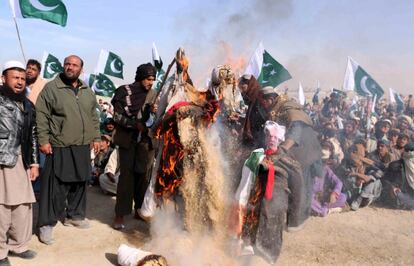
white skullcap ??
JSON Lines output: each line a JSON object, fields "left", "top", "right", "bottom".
{"left": 241, "top": 74, "right": 252, "bottom": 80}
{"left": 264, "top": 121, "right": 285, "bottom": 142}
{"left": 261, "top": 86, "right": 278, "bottom": 96}
{"left": 2, "top": 60, "right": 25, "bottom": 73}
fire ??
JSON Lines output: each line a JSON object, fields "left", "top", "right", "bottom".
{"left": 243, "top": 177, "right": 263, "bottom": 235}
{"left": 155, "top": 121, "right": 185, "bottom": 198}
{"left": 154, "top": 100, "right": 221, "bottom": 199}
{"left": 220, "top": 41, "right": 247, "bottom": 78}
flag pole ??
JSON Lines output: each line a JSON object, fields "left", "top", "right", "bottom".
{"left": 12, "top": 17, "right": 27, "bottom": 63}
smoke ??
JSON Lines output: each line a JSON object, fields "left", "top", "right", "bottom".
{"left": 173, "top": 0, "right": 294, "bottom": 88}
{"left": 142, "top": 115, "right": 239, "bottom": 265}
{"left": 144, "top": 207, "right": 235, "bottom": 266}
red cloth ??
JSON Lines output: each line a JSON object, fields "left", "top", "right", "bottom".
{"left": 166, "top": 101, "right": 190, "bottom": 115}
{"left": 264, "top": 148, "right": 277, "bottom": 200}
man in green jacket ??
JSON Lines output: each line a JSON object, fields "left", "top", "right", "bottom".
{"left": 36, "top": 55, "right": 100, "bottom": 245}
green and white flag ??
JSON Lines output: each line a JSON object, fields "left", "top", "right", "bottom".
{"left": 244, "top": 42, "right": 292, "bottom": 88}
{"left": 343, "top": 57, "right": 384, "bottom": 98}
{"left": 96, "top": 49, "right": 124, "bottom": 79}
{"left": 41, "top": 51, "right": 63, "bottom": 79}
{"left": 87, "top": 73, "right": 116, "bottom": 97}
{"left": 9, "top": 0, "right": 67, "bottom": 26}
{"left": 152, "top": 42, "right": 165, "bottom": 92}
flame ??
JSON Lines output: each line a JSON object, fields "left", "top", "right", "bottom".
{"left": 177, "top": 50, "right": 190, "bottom": 83}
{"left": 155, "top": 120, "right": 185, "bottom": 198}
{"left": 220, "top": 41, "right": 247, "bottom": 78}
{"left": 154, "top": 100, "right": 220, "bottom": 198}
{"left": 242, "top": 177, "right": 263, "bottom": 235}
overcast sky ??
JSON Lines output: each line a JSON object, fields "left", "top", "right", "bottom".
{"left": 1, "top": 0, "right": 413, "bottom": 95}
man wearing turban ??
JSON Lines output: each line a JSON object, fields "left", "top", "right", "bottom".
{"left": 111, "top": 63, "right": 158, "bottom": 229}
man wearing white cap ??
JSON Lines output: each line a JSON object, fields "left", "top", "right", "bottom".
{"left": 0, "top": 61, "right": 39, "bottom": 265}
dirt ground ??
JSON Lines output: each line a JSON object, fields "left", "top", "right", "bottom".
{"left": 10, "top": 187, "right": 414, "bottom": 266}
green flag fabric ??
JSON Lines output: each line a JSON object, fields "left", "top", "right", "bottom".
{"left": 41, "top": 52, "right": 63, "bottom": 79}
{"left": 343, "top": 57, "right": 384, "bottom": 98}
{"left": 245, "top": 42, "right": 292, "bottom": 88}
{"left": 96, "top": 50, "right": 124, "bottom": 79}
{"left": 89, "top": 73, "right": 116, "bottom": 97}
{"left": 10, "top": 0, "right": 68, "bottom": 26}
{"left": 153, "top": 68, "right": 165, "bottom": 92}
{"left": 354, "top": 66, "right": 384, "bottom": 98}
{"left": 258, "top": 50, "right": 292, "bottom": 88}
{"left": 152, "top": 42, "right": 165, "bottom": 91}
{"left": 244, "top": 149, "right": 265, "bottom": 176}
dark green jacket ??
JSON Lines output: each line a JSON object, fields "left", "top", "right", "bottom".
{"left": 36, "top": 75, "right": 100, "bottom": 147}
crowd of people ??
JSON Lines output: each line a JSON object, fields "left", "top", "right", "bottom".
{"left": 0, "top": 51, "right": 413, "bottom": 265}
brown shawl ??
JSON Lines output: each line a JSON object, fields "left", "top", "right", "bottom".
{"left": 241, "top": 76, "right": 262, "bottom": 142}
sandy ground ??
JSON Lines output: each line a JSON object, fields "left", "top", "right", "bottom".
{"left": 9, "top": 187, "right": 414, "bottom": 266}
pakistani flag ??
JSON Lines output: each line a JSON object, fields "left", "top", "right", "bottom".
{"left": 41, "top": 52, "right": 63, "bottom": 79}
{"left": 87, "top": 73, "right": 116, "bottom": 97}
{"left": 9, "top": 0, "right": 67, "bottom": 26}
{"left": 152, "top": 43, "right": 165, "bottom": 92}
{"left": 343, "top": 57, "right": 384, "bottom": 98}
{"left": 245, "top": 42, "right": 292, "bottom": 88}
{"left": 96, "top": 49, "right": 124, "bottom": 79}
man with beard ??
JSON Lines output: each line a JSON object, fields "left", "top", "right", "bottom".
{"left": 26, "top": 59, "right": 46, "bottom": 105}
{"left": 26, "top": 59, "right": 47, "bottom": 199}
{"left": 36, "top": 55, "right": 101, "bottom": 244}
{"left": 0, "top": 61, "right": 39, "bottom": 265}
{"left": 111, "top": 63, "right": 157, "bottom": 229}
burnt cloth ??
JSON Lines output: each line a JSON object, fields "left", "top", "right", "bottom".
{"left": 241, "top": 150, "right": 301, "bottom": 264}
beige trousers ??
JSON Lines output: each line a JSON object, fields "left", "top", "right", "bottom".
{"left": 0, "top": 203, "right": 32, "bottom": 259}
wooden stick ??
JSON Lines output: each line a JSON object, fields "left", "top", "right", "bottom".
{"left": 153, "top": 58, "right": 176, "bottom": 104}
{"left": 13, "top": 17, "right": 26, "bottom": 64}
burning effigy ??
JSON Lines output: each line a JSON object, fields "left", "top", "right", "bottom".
{"left": 232, "top": 121, "right": 303, "bottom": 264}
{"left": 139, "top": 48, "right": 229, "bottom": 234}
{"left": 153, "top": 84, "right": 226, "bottom": 232}
{"left": 138, "top": 48, "right": 305, "bottom": 265}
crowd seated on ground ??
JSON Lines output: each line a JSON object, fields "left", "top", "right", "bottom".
{"left": 91, "top": 89, "right": 414, "bottom": 215}
{"left": 310, "top": 92, "right": 414, "bottom": 212}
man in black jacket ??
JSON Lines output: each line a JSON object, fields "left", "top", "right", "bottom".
{"left": 0, "top": 61, "right": 39, "bottom": 266}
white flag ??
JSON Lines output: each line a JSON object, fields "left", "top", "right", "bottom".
{"left": 298, "top": 82, "right": 305, "bottom": 105}
{"left": 343, "top": 57, "right": 361, "bottom": 92}
{"left": 371, "top": 94, "right": 377, "bottom": 113}
{"left": 152, "top": 42, "right": 161, "bottom": 64}
{"left": 244, "top": 42, "right": 264, "bottom": 79}
{"left": 388, "top": 88, "right": 396, "bottom": 104}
